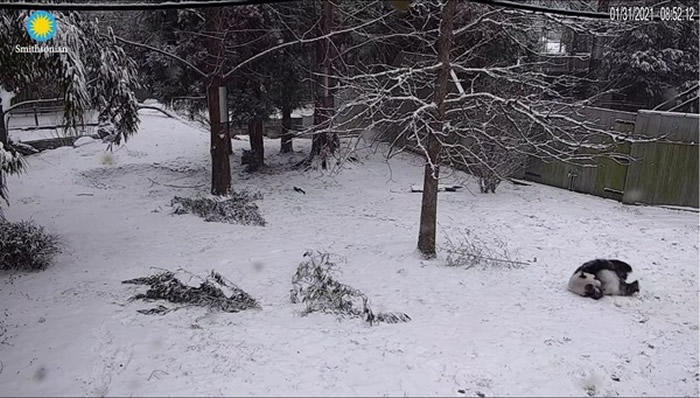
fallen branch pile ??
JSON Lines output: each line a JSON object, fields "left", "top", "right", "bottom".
{"left": 290, "top": 251, "right": 411, "bottom": 325}
{"left": 123, "top": 270, "right": 260, "bottom": 315}
{"left": 171, "top": 190, "right": 266, "bottom": 226}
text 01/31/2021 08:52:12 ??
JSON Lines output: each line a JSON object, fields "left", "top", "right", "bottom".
{"left": 609, "top": 6, "right": 696, "bottom": 22}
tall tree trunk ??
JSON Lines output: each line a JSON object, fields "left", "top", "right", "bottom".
{"left": 0, "top": 105, "right": 7, "bottom": 146}
{"left": 0, "top": 104, "right": 7, "bottom": 205}
{"left": 417, "top": 0, "right": 456, "bottom": 258}
{"left": 208, "top": 75, "right": 231, "bottom": 195}
{"left": 299, "top": 0, "right": 338, "bottom": 169}
{"left": 205, "top": 8, "right": 231, "bottom": 196}
{"left": 248, "top": 118, "right": 265, "bottom": 169}
{"left": 280, "top": 106, "right": 293, "bottom": 153}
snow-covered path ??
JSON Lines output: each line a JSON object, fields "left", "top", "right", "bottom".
{"left": 1, "top": 111, "right": 697, "bottom": 397}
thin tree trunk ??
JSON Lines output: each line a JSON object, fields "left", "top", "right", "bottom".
{"left": 205, "top": 7, "right": 231, "bottom": 196}
{"left": 247, "top": 82, "right": 265, "bottom": 169}
{"left": 417, "top": 0, "right": 456, "bottom": 258}
{"left": 280, "top": 106, "right": 293, "bottom": 153}
{"left": 590, "top": 0, "right": 611, "bottom": 69}
{"left": 588, "top": 0, "right": 610, "bottom": 101}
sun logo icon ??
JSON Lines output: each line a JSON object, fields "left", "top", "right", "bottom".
{"left": 26, "top": 11, "right": 57, "bottom": 42}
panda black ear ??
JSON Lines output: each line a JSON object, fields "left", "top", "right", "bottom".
{"left": 579, "top": 273, "right": 587, "bottom": 279}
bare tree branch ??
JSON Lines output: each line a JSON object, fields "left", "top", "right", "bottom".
{"left": 222, "top": 8, "right": 396, "bottom": 80}
{"left": 113, "top": 35, "right": 207, "bottom": 78}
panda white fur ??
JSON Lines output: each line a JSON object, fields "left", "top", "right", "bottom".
{"left": 568, "top": 271, "right": 604, "bottom": 299}
{"left": 568, "top": 259, "right": 640, "bottom": 300}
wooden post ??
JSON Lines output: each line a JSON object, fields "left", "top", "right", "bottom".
{"left": 219, "top": 86, "right": 232, "bottom": 154}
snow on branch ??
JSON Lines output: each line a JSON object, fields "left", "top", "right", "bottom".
{"left": 0, "top": 141, "right": 25, "bottom": 204}
{"left": 0, "top": 10, "right": 141, "bottom": 144}
{"left": 114, "top": 35, "right": 207, "bottom": 78}
{"left": 222, "top": 6, "right": 396, "bottom": 79}
{"left": 468, "top": 0, "right": 610, "bottom": 19}
{"left": 305, "top": 1, "right": 664, "bottom": 187}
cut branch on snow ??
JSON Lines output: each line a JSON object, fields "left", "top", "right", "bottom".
{"left": 123, "top": 269, "right": 260, "bottom": 315}
{"left": 290, "top": 251, "right": 411, "bottom": 326}
{"left": 171, "top": 193, "right": 266, "bottom": 226}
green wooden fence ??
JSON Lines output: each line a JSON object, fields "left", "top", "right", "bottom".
{"left": 621, "top": 111, "right": 699, "bottom": 208}
{"left": 523, "top": 108, "right": 699, "bottom": 208}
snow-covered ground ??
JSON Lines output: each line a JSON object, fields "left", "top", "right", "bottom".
{"left": 1, "top": 110, "right": 698, "bottom": 397}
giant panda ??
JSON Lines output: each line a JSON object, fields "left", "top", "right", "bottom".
{"left": 568, "top": 259, "right": 640, "bottom": 299}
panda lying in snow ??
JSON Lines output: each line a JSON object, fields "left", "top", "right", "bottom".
{"left": 568, "top": 259, "right": 640, "bottom": 299}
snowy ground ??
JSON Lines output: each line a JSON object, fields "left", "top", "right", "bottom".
{"left": 1, "top": 110, "right": 698, "bottom": 397}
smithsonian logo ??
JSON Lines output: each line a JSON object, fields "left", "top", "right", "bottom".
{"left": 15, "top": 10, "right": 68, "bottom": 54}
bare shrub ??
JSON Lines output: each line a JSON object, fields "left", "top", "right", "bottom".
{"left": 441, "top": 228, "right": 525, "bottom": 269}
{"left": 441, "top": 112, "right": 534, "bottom": 194}
{"left": 464, "top": 142, "right": 529, "bottom": 194}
